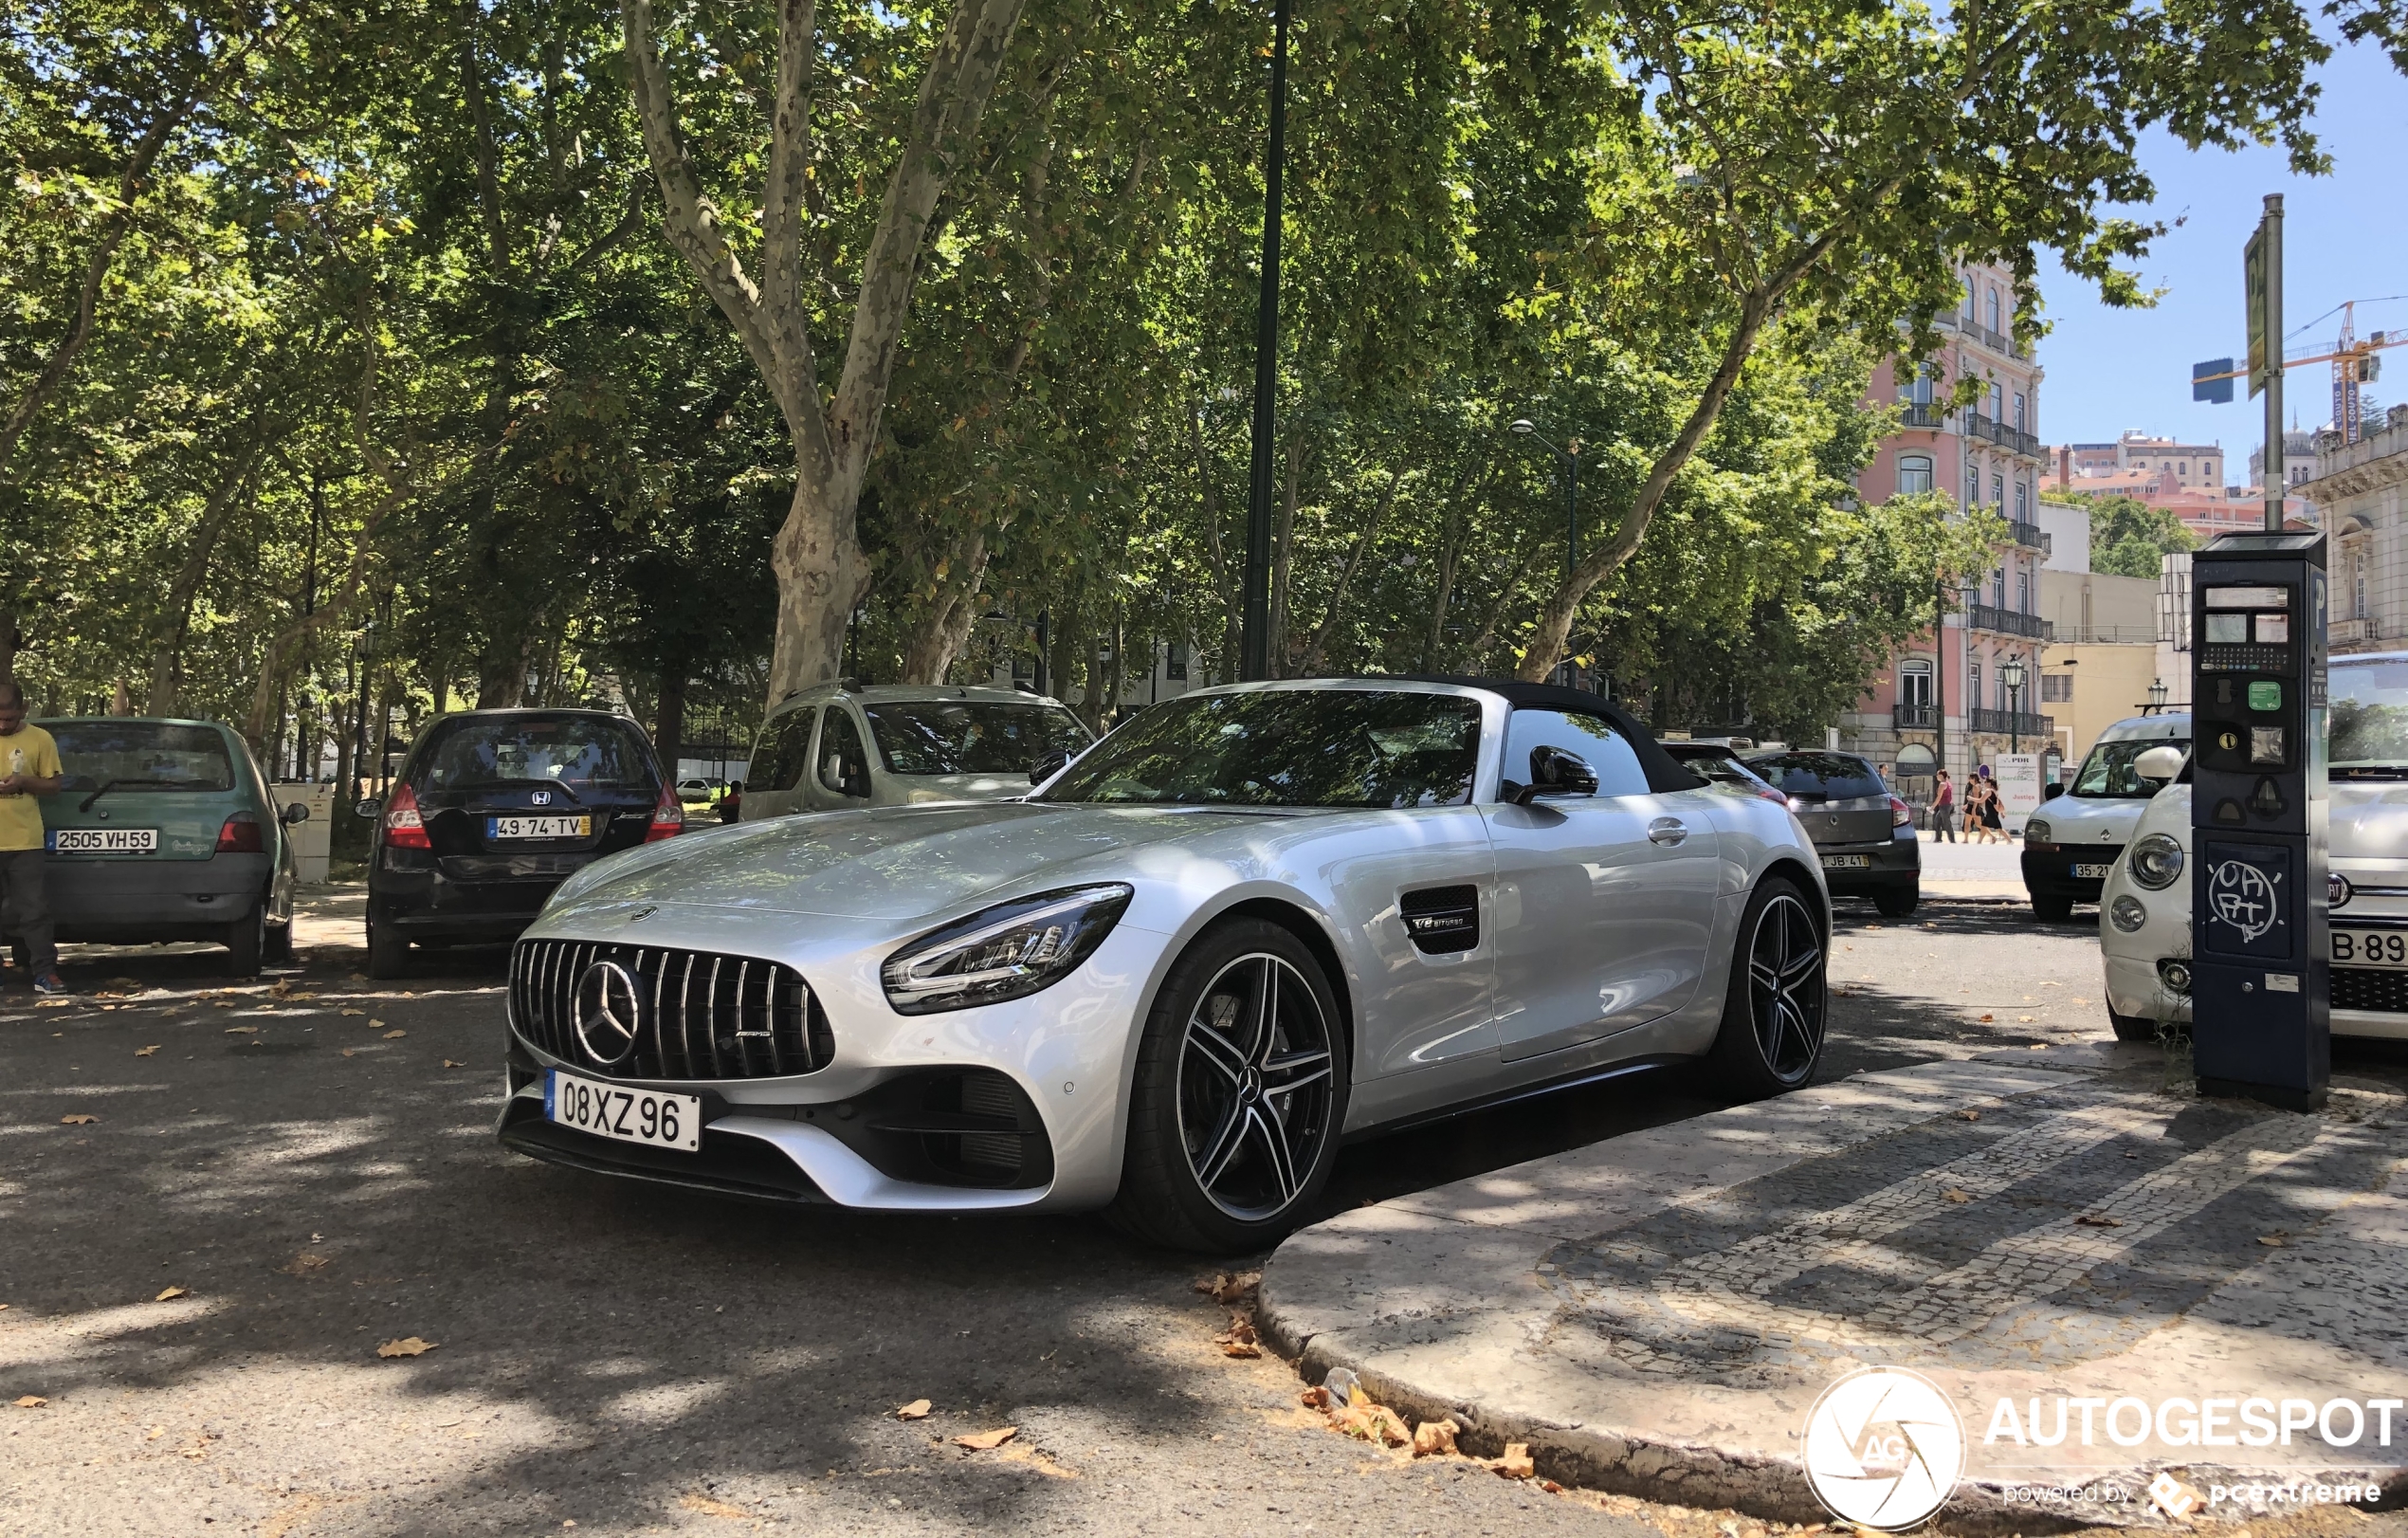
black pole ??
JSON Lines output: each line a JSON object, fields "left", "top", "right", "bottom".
{"left": 1934, "top": 579, "right": 1947, "bottom": 795}
{"left": 1563, "top": 449, "right": 1578, "bottom": 687}
{"left": 1034, "top": 611, "right": 1050, "bottom": 698}
{"left": 1238, "top": 0, "right": 1289, "bottom": 683}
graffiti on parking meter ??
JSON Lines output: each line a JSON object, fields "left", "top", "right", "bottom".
{"left": 2203, "top": 844, "right": 2291, "bottom": 957}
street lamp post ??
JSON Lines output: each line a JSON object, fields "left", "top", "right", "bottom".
{"left": 1236, "top": 0, "right": 1292, "bottom": 683}
{"left": 2000, "top": 656, "right": 2027, "bottom": 755}
{"left": 2145, "top": 677, "right": 2169, "bottom": 715}
{"left": 1509, "top": 418, "right": 1579, "bottom": 686}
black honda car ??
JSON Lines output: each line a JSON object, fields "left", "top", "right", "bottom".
{"left": 357, "top": 710, "right": 681, "bottom": 976}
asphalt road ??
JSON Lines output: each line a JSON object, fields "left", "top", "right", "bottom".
{"left": 4, "top": 887, "right": 2399, "bottom": 1538}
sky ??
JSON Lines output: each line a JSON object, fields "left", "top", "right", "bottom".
{"left": 2034, "top": 36, "right": 2408, "bottom": 464}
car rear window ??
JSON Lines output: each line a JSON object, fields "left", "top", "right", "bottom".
{"left": 863, "top": 701, "right": 1095, "bottom": 777}
{"left": 416, "top": 715, "right": 656, "bottom": 795}
{"left": 1745, "top": 752, "right": 1884, "bottom": 802}
{"left": 46, "top": 722, "right": 235, "bottom": 792}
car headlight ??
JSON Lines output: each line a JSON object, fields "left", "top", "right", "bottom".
{"left": 881, "top": 884, "right": 1133, "bottom": 1016}
{"left": 2127, "top": 833, "right": 2184, "bottom": 890}
{"left": 2110, "top": 894, "right": 2149, "bottom": 933}
{"left": 2025, "top": 817, "right": 2052, "bottom": 844}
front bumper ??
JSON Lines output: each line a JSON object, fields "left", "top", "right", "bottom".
{"left": 2021, "top": 845, "right": 2124, "bottom": 903}
{"left": 491, "top": 901, "right": 1172, "bottom": 1214}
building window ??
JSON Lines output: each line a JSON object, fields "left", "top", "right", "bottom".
{"left": 2013, "top": 393, "right": 2027, "bottom": 431}
{"left": 1903, "top": 364, "right": 1935, "bottom": 405}
{"left": 1991, "top": 472, "right": 2004, "bottom": 505}
{"left": 2015, "top": 481, "right": 2029, "bottom": 520}
{"left": 2017, "top": 571, "right": 2030, "bottom": 613}
{"left": 1897, "top": 454, "right": 1934, "bottom": 495}
{"left": 2042, "top": 672, "right": 2072, "bottom": 703}
{"left": 1970, "top": 662, "right": 1981, "bottom": 711}
{"left": 1986, "top": 287, "right": 2001, "bottom": 332}
{"left": 1989, "top": 381, "right": 2003, "bottom": 419}
{"left": 1993, "top": 567, "right": 2006, "bottom": 609}
{"left": 2179, "top": 462, "right": 2188, "bottom": 476}
{"left": 1899, "top": 660, "right": 1933, "bottom": 712}
{"left": 1966, "top": 465, "right": 1980, "bottom": 506}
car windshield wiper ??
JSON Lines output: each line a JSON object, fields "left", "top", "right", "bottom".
{"left": 78, "top": 778, "right": 182, "bottom": 813}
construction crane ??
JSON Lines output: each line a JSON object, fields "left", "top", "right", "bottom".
{"left": 2192, "top": 296, "right": 2404, "bottom": 444}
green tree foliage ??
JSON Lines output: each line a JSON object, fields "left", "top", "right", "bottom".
{"left": 2061, "top": 493, "right": 2200, "bottom": 579}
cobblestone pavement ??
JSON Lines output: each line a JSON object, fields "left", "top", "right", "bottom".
{"left": 5, "top": 889, "right": 2403, "bottom": 1535}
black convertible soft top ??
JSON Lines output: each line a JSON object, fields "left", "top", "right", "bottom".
{"left": 1387, "top": 675, "right": 1706, "bottom": 795}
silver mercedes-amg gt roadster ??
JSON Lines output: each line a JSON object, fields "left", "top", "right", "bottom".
{"left": 497, "top": 677, "right": 1831, "bottom": 1251}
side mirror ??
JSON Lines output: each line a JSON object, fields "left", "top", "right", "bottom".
{"left": 2041, "top": 781, "right": 2065, "bottom": 801}
{"left": 1512, "top": 745, "right": 1599, "bottom": 804}
{"left": 1030, "top": 749, "right": 1069, "bottom": 785}
{"left": 355, "top": 798, "right": 383, "bottom": 818}
{"left": 2133, "top": 745, "right": 2184, "bottom": 784}
{"left": 281, "top": 800, "right": 311, "bottom": 824}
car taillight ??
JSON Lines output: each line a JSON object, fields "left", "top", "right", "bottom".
{"left": 1890, "top": 795, "right": 1913, "bottom": 827}
{"left": 1758, "top": 785, "right": 1789, "bottom": 806}
{"left": 646, "top": 784, "right": 684, "bottom": 842}
{"left": 215, "top": 813, "right": 264, "bottom": 853}
{"left": 383, "top": 781, "right": 431, "bottom": 850}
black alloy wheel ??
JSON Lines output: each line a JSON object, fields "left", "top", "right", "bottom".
{"left": 1711, "top": 877, "right": 1827, "bottom": 1097}
{"left": 1177, "top": 953, "right": 1339, "bottom": 1223}
{"left": 1110, "top": 918, "right": 1348, "bottom": 1252}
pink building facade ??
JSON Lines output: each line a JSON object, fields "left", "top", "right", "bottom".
{"left": 1840, "top": 261, "right": 2055, "bottom": 801}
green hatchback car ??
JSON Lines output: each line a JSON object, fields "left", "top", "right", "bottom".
{"left": 32, "top": 717, "right": 305, "bottom": 976}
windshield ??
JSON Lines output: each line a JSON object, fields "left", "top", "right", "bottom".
{"left": 2071, "top": 737, "right": 2187, "bottom": 798}
{"left": 863, "top": 700, "right": 1094, "bottom": 777}
{"left": 2331, "top": 659, "right": 2408, "bottom": 778}
{"left": 416, "top": 715, "right": 656, "bottom": 795}
{"left": 46, "top": 722, "right": 235, "bottom": 793}
{"left": 1039, "top": 689, "right": 1483, "bottom": 808}
{"left": 1744, "top": 752, "right": 1884, "bottom": 802}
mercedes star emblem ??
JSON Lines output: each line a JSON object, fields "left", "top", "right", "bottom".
{"left": 574, "top": 961, "right": 644, "bottom": 1066}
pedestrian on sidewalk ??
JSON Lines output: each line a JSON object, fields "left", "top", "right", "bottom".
{"left": 0, "top": 679, "right": 69, "bottom": 996}
{"left": 1931, "top": 770, "right": 1956, "bottom": 842}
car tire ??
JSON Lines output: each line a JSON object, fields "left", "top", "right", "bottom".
{"left": 2031, "top": 892, "right": 2074, "bottom": 924}
{"left": 1108, "top": 918, "right": 1349, "bottom": 1254}
{"left": 366, "top": 909, "right": 410, "bottom": 980}
{"left": 1872, "top": 884, "right": 1920, "bottom": 919}
{"left": 225, "top": 906, "right": 265, "bottom": 979}
{"left": 265, "top": 917, "right": 295, "bottom": 965}
{"left": 2109, "top": 1010, "right": 2162, "bottom": 1042}
{"left": 1708, "top": 875, "right": 1829, "bottom": 1099}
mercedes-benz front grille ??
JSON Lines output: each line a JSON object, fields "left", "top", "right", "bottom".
{"left": 511, "top": 939, "right": 835, "bottom": 1080}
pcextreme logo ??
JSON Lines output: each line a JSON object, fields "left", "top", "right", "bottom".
{"left": 1802, "top": 1366, "right": 1967, "bottom": 1529}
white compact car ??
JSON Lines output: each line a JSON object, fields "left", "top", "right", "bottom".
{"left": 2020, "top": 711, "right": 2190, "bottom": 922}
{"left": 2099, "top": 650, "right": 2408, "bottom": 1042}
{"left": 496, "top": 677, "right": 1831, "bottom": 1251}
{"left": 741, "top": 683, "right": 1094, "bottom": 816}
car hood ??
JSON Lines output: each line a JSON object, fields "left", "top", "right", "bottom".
{"left": 2038, "top": 792, "right": 2157, "bottom": 842}
{"left": 545, "top": 800, "right": 1298, "bottom": 922}
{"left": 2332, "top": 780, "right": 2408, "bottom": 859}
{"left": 893, "top": 771, "right": 1036, "bottom": 802}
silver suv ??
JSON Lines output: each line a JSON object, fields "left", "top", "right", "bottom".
{"left": 741, "top": 683, "right": 1094, "bottom": 818}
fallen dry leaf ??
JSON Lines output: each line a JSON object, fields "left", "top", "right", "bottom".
{"left": 155, "top": 1287, "right": 188, "bottom": 1302}
{"left": 442, "top": 1058, "right": 463, "bottom": 1069}
{"left": 1978, "top": 1013, "right": 1994, "bottom": 1023}
{"left": 2029, "top": 1042, "right": 2050, "bottom": 1051}
{"left": 1193, "top": 1271, "right": 1261, "bottom": 1307}
{"left": 680, "top": 1492, "right": 751, "bottom": 1520}
{"left": 1412, "top": 1419, "right": 1459, "bottom": 1456}
{"left": 340, "top": 1008, "right": 364, "bottom": 1017}
{"left": 382, "top": 1029, "right": 406, "bottom": 1040}
{"left": 2259, "top": 1234, "right": 2289, "bottom": 1248}
{"left": 2017, "top": 1015, "right": 2036, "bottom": 1023}
{"left": 376, "top": 1336, "right": 436, "bottom": 1359}
{"left": 269, "top": 979, "right": 294, "bottom": 998}
{"left": 278, "top": 1253, "right": 331, "bottom": 1276}
{"left": 896, "top": 1399, "right": 932, "bottom": 1421}
{"left": 60, "top": 1114, "right": 98, "bottom": 1126}
{"left": 1299, "top": 1385, "right": 1329, "bottom": 1410}
{"left": 1541, "top": 1478, "right": 1566, "bottom": 1493}
{"left": 1958, "top": 1109, "right": 1981, "bottom": 1122}
{"left": 369, "top": 1018, "right": 387, "bottom": 1030}
{"left": 340, "top": 1048, "right": 356, "bottom": 1058}
{"left": 1214, "top": 1316, "right": 1262, "bottom": 1359}
{"left": 953, "top": 1426, "right": 1017, "bottom": 1452}
{"left": 1943, "top": 1189, "right": 1972, "bottom": 1204}
{"left": 2075, "top": 1215, "right": 2124, "bottom": 1229}
{"left": 224, "top": 1025, "right": 257, "bottom": 1034}
{"left": 1328, "top": 1390, "right": 1412, "bottom": 1448}
{"left": 35, "top": 998, "right": 69, "bottom": 1008}
{"left": 13, "top": 1396, "right": 46, "bottom": 1409}
{"left": 1491, "top": 1442, "right": 1536, "bottom": 1480}
{"left": 135, "top": 1045, "right": 159, "bottom": 1057}
{"left": 994, "top": 1442, "right": 1079, "bottom": 1479}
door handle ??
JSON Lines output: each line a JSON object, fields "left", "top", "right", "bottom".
{"left": 1648, "top": 816, "right": 1688, "bottom": 847}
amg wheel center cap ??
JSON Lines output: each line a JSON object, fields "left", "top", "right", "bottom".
{"left": 574, "top": 961, "right": 644, "bottom": 1067}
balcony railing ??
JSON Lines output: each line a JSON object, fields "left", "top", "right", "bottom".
{"left": 1892, "top": 704, "right": 1939, "bottom": 729}
{"left": 2332, "top": 617, "right": 2377, "bottom": 644}
{"left": 1897, "top": 403, "right": 1943, "bottom": 429}
{"left": 2007, "top": 520, "right": 2052, "bottom": 553}
{"left": 1968, "top": 707, "right": 2053, "bottom": 740}
{"left": 1966, "top": 413, "right": 2046, "bottom": 460}
{"left": 1965, "top": 602, "right": 2053, "bottom": 640}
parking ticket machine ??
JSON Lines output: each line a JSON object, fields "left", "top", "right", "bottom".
{"left": 2188, "top": 529, "right": 2328, "bottom": 1110}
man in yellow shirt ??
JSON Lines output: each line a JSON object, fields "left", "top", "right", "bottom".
{"left": 0, "top": 680, "right": 68, "bottom": 995}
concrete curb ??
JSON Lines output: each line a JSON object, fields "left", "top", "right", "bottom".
{"left": 1262, "top": 1053, "right": 2406, "bottom": 1532}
